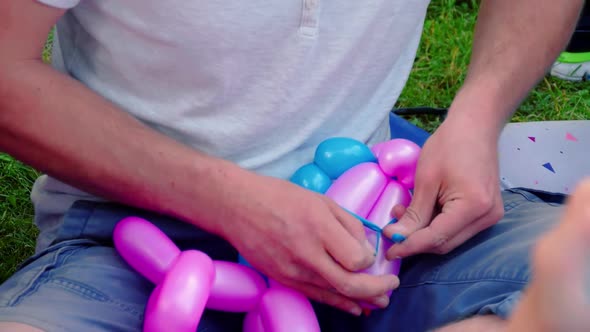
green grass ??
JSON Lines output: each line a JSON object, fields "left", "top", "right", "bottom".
{"left": 0, "top": 157, "right": 39, "bottom": 282}
{"left": 395, "top": 0, "right": 590, "bottom": 132}
{"left": 1, "top": 0, "right": 589, "bottom": 283}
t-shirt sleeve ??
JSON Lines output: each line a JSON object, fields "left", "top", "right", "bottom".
{"left": 36, "top": 0, "right": 80, "bottom": 9}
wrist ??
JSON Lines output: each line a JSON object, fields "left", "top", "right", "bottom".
{"left": 165, "top": 154, "right": 252, "bottom": 237}
{"left": 445, "top": 79, "right": 513, "bottom": 140}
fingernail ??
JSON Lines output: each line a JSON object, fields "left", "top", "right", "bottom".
{"left": 388, "top": 218, "right": 398, "bottom": 225}
{"left": 349, "top": 306, "right": 362, "bottom": 316}
{"left": 390, "top": 276, "right": 400, "bottom": 289}
{"left": 391, "top": 233, "right": 406, "bottom": 243}
{"left": 375, "top": 295, "right": 390, "bottom": 308}
{"left": 387, "top": 253, "right": 403, "bottom": 261}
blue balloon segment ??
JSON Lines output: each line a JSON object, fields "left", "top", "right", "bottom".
{"left": 343, "top": 208, "right": 385, "bottom": 255}
{"left": 238, "top": 255, "right": 269, "bottom": 285}
{"left": 289, "top": 163, "right": 332, "bottom": 193}
{"left": 314, "top": 137, "right": 377, "bottom": 179}
{"left": 344, "top": 209, "right": 382, "bottom": 234}
{"left": 238, "top": 254, "right": 252, "bottom": 267}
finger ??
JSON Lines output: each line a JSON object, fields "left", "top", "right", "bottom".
{"left": 430, "top": 193, "right": 503, "bottom": 254}
{"left": 434, "top": 215, "right": 496, "bottom": 254}
{"left": 279, "top": 279, "right": 363, "bottom": 316}
{"left": 321, "top": 200, "right": 376, "bottom": 272}
{"left": 326, "top": 198, "right": 371, "bottom": 246}
{"left": 390, "top": 204, "right": 406, "bottom": 220}
{"left": 281, "top": 259, "right": 334, "bottom": 290}
{"left": 278, "top": 261, "right": 394, "bottom": 310}
{"left": 314, "top": 254, "right": 399, "bottom": 300}
{"left": 386, "top": 199, "right": 483, "bottom": 258}
{"left": 398, "top": 214, "right": 497, "bottom": 258}
{"left": 383, "top": 177, "right": 439, "bottom": 243}
{"left": 294, "top": 279, "right": 393, "bottom": 312}
{"left": 437, "top": 195, "right": 503, "bottom": 254}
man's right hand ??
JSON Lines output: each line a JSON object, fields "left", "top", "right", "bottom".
{"left": 218, "top": 172, "right": 399, "bottom": 316}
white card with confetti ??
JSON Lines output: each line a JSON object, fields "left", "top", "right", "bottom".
{"left": 498, "top": 120, "right": 590, "bottom": 195}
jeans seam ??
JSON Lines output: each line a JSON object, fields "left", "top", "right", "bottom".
{"left": 505, "top": 188, "right": 540, "bottom": 202}
{"left": 503, "top": 201, "right": 521, "bottom": 213}
{"left": 48, "top": 278, "right": 109, "bottom": 302}
{"left": 47, "top": 278, "right": 145, "bottom": 319}
{"left": 50, "top": 202, "right": 95, "bottom": 246}
{"left": 7, "top": 245, "right": 79, "bottom": 307}
{"left": 73, "top": 202, "right": 95, "bottom": 239}
{"left": 17, "top": 239, "right": 99, "bottom": 272}
{"left": 494, "top": 293, "right": 520, "bottom": 317}
{"left": 505, "top": 189, "right": 565, "bottom": 212}
{"left": 399, "top": 278, "right": 527, "bottom": 289}
{"left": 502, "top": 188, "right": 556, "bottom": 213}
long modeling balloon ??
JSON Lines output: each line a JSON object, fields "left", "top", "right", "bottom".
{"left": 113, "top": 137, "right": 420, "bottom": 331}
{"left": 290, "top": 137, "right": 421, "bottom": 310}
{"left": 259, "top": 280, "right": 321, "bottom": 332}
{"left": 114, "top": 217, "right": 215, "bottom": 332}
{"left": 207, "top": 261, "right": 267, "bottom": 312}
{"left": 114, "top": 217, "right": 319, "bottom": 332}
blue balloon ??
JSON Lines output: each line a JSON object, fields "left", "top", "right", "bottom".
{"left": 289, "top": 163, "right": 332, "bottom": 194}
{"left": 314, "top": 137, "right": 377, "bottom": 179}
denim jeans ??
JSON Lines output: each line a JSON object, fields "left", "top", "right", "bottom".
{"left": 0, "top": 187, "right": 565, "bottom": 331}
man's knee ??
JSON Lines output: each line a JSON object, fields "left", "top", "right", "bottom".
{"left": 0, "top": 322, "right": 45, "bottom": 332}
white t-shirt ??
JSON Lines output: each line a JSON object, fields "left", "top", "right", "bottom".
{"left": 31, "top": 0, "right": 430, "bottom": 250}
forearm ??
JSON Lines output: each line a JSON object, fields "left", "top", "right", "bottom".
{"left": 0, "top": 59, "right": 246, "bottom": 235}
{"left": 448, "top": 0, "right": 584, "bottom": 136}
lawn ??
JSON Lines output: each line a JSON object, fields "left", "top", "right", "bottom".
{"left": 1, "top": 0, "right": 588, "bottom": 283}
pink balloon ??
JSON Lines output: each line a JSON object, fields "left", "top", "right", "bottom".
{"left": 376, "top": 139, "right": 420, "bottom": 189}
{"left": 370, "top": 141, "right": 387, "bottom": 157}
{"left": 259, "top": 281, "right": 320, "bottom": 332}
{"left": 320, "top": 139, "right": 421, "bottom": 311}
{"left": 325, "top": 162, "right": 388, "bottom": 218}
{"left": 366, "top": 180, "right": 412, "bottom": 230}
{"left": 144, "top": 250, "right": 215, "bottom": 332}
{"left": 113, "top": 216, "right": 180, "bottom": 285}
{"left": 359, "top": 181, "right": 411, "bottom": 309}
{"left": 243, "top": 309, "right": 265, "bottom": 332}
{"left": 207, "top": 261, "right": 267, "bottom": 312}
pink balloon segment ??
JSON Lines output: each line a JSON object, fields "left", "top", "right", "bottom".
{"left": 112, "top": 138, "right": 420, "bottom": 331}
{"left": 324, "top": 138, "right": 419, "bottom": 309}
{"left": 113, "top": 217, "right": 319, "bottom": 332}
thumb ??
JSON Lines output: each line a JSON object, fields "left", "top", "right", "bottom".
{"left": 383, "top": 180, "right": 438, "bottom": 245}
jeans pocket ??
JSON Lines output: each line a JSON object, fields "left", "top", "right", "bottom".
{"left": 5, "top": 239, "right": 98, "bottom": 307}
{"left": 17, "top": 238, "right": 99, "bottom": 272}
